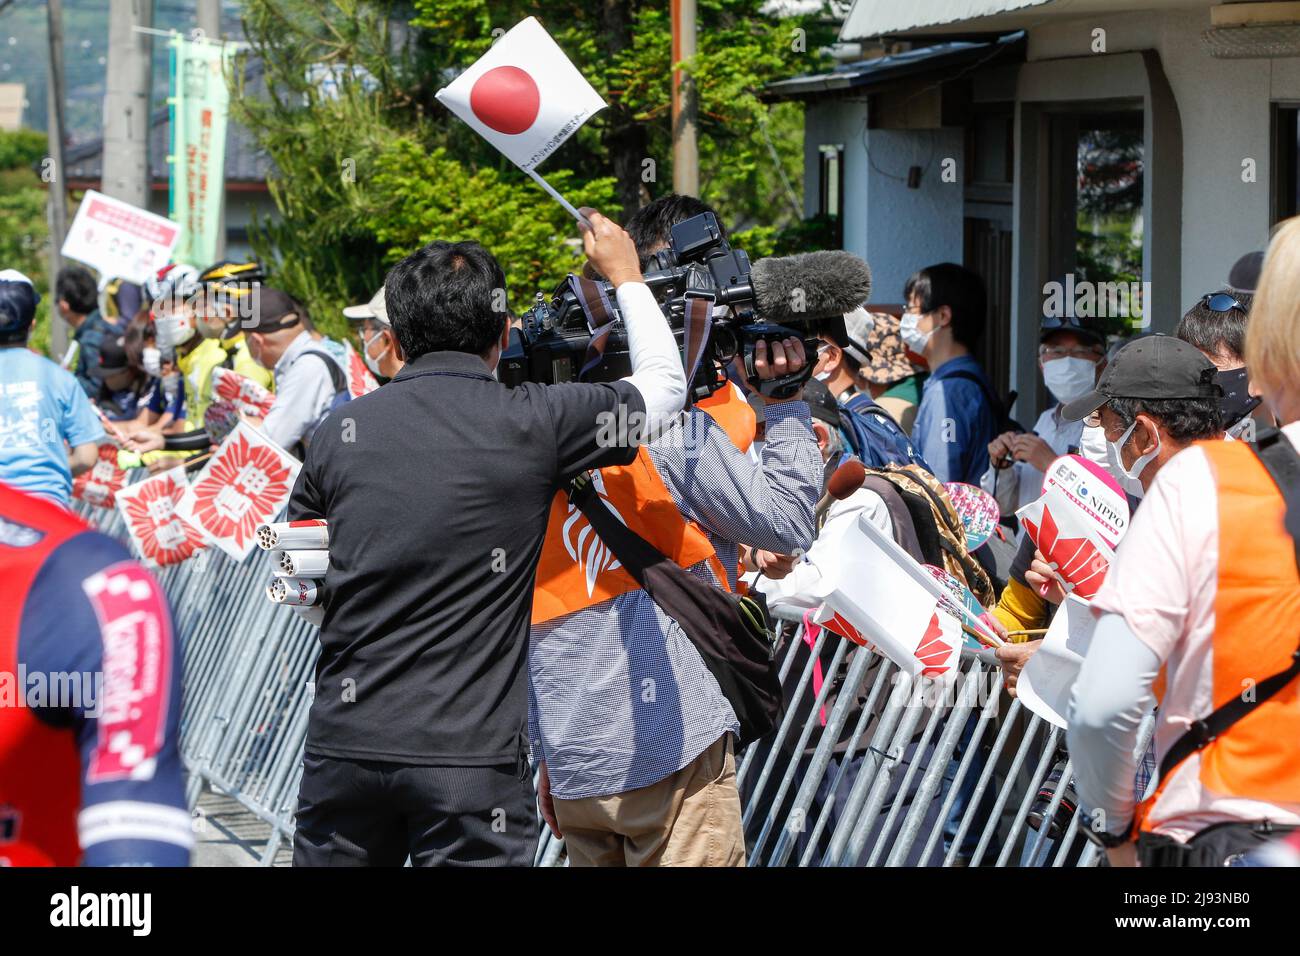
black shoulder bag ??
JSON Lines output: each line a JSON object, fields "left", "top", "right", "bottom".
{"left": 567, "top": 472, "right": 784, "bottom": 747}
{"left": 1153, "top": 426, "right": 1300, "bottom": 785}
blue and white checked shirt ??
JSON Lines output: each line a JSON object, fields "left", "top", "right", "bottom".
{"left": 528, "top": 399, "right": 820, "bottom": 800}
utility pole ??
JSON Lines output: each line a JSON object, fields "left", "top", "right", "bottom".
{"left": 196, "top": 0, "right": 221, "bottom": 37}
{"left": 45, "top": 0, "right": 69, "bottom": 358}
{"left": 196, "top": 0, "right": 226, "bottom": 260}
{"left": 102, "top": 0, "right": 154, "bottom": 209}
{"left": 671, "top": 0, "right": 699, "bottom": 197}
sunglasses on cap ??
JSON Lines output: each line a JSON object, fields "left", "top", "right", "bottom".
{"left": 1200, "top": 292, "right": 1247, "bottom": 314}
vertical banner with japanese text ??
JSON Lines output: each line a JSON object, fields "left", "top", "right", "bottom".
{"left": 169, "top": 35, "right": 231, "bottom": 267}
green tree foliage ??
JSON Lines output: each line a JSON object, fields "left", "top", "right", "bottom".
{"left": 0, "top": 128, "right": 54, "bottom": 355}
{"left": 365, "top": 140, "right": 617, "bottom": 305}
{"left": 234, "top": 0, "right": 834, "bottom": 338}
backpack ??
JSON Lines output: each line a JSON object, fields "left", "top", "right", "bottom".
{"left": 300, "top": 349, "right": 351, "bottom": 415}
{"left": 943, "top": 368, "right": 1024, "bottom": 435}
{"left": 862, "top": 461, "right": 998, "bottom": 609}
{"left": 286, "top": 350, "right": 352, "bottom": 458}
{"left": 839, "top": 392, "right": 931, "bottom": 471}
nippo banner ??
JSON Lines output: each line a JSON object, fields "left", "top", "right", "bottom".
{"left": 174, "top": 422, "right": 301, "bottom": 560}
{"left": 61, "top": 190, "right": 180, "bottom": 285}
{"left": 169, "top": 35, "right": 233, "bottom": 267}
{"left": 72, "top": 445, "right": 127, "bottom": 509}
{"left": 115, "top": 467, "right": 207, "bottom": 567}
{"left": 1039, "top": 454, "right": 1130, "bottom": 548}
{"left": 1015, "top": 454, "right": 1130, "bottom": 601}
{"left": 1017, "top": 492, "right": 1116, "bottom": 601}
{"left": 435, "top": 17, "right": 606, "bottom": 173}
{"left": 211, "top": 366, "right": 276, "bottom": 418}
{"left": 343, "top": 341, "right": 379, "bottom": 398}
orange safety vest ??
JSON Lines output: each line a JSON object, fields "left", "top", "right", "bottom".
{"left": 531, "top": 384, "right": 756, "bottom": 625}
{"left": 1135, "top": 438, "right": 1300, "bottom": 833}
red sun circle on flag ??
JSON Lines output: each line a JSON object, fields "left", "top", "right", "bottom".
{"left": 469, "top": 65, "right": 540, "bottom": 135}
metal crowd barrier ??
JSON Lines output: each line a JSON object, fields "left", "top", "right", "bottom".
{"left": 536, "top": 608, "right": 1154, "bottom": 868}
{"left": 73, "top": 493, "right": 1152, "bottom": 869}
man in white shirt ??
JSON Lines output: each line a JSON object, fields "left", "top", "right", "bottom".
{"left": 982, "top": 316, "right": 1106, "bottom": 519}
{"left": 243, "top": 287, "right": 347, "bottom": 455}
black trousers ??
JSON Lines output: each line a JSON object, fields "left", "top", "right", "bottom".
{"left": 292, "top": 752, "right": 539, "bottom": 867}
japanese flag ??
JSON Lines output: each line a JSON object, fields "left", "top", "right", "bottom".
{"left": 173, "top": 421, "right": 301, "bottom": 560}
{"left": 435, "top": 17, "right": 606, "bottom": 172}
{"left": 115, "top": 468, "right": 207, "bottom": 568}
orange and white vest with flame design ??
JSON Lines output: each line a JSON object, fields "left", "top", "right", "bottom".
{"left": 531, "top": 385, "right": 755, "bottom": 625}
{"left": 1135, "top": 438, "right": 1300, "bottom": 833}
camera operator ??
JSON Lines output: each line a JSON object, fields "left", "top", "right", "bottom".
{"left": 529, "top": 195, "right": 821, "bottom": 867}
{"left": 285, "top": 211, "right": 686, "bottom": 867}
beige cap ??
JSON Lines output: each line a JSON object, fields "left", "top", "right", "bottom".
{"left": 343, "top": 286, "right": 388, "bottom": 325}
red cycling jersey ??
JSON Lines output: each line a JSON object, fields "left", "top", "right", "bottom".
{"left": 0, "top": 481, "right": 189, "bottom": 866}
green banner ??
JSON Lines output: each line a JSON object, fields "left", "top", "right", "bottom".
{"left": 169, "top": 36, "right": 231, "bottom": 268}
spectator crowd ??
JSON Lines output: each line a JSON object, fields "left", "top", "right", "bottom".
{"left": 1, "top": 194, "right": 1298, "bottom": 870}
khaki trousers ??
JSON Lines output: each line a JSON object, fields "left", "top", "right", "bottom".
{"left": 553, "top": 735, "right": 747, "bottom": 867}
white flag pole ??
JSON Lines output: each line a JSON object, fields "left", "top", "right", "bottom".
{"left": 525, "top": 167, "right": 591, "bottom": 228}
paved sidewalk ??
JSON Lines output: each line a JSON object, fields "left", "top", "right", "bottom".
{"left": 192, "top": 791, "right": 292, "bottom": 867}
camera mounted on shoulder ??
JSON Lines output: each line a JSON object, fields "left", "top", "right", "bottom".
{"left": 499, "top": 212, "right": 872, "bottom": 404}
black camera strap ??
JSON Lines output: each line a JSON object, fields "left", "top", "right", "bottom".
{"left": 681, "top": 290, "right": 715, "bottom": 393}
{"left": 566, "top": 471, "right": 783, "bottom": 746}
{"left": 567, "top": 275, "right": 619, "bottom": 379}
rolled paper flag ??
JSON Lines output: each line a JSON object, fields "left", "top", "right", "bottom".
{"left": 271, "top": 548, "right": 330, "bottom": 578}
{"left": 290, "top": 603, "right": 325, "bottom": 628}
{"left": 266, "top": 576, "right": 323, "bottom": 607}
{"left": 256, "top": 519, "right": 329, "bottom": 551}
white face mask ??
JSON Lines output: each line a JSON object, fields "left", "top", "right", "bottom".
{"left": 1107, "top": 418, "right": 1161, "bottom": 483}
{"left": 1080, "top": 422, "right": 1143, "bottom": 498}
{"left": 161, "top": 372, "right": 181, "bottom": 402}
{"left": 362, "top": 328, "right": 389, "bottom": 377}
{"left": 899, "top": 311, "right": 932, "bottom": 355}
{"left": 141, "top": 346, "right": 162, "bottom": 378}
{"left": 155, "top": 311, "right": 196, "bottom": 354}
{"left": 1042, "top": 356, "right": 1096, "bottom": 405}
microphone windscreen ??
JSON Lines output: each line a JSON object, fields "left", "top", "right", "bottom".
{"left": 751, "top": 251, "right": 872, "bottom": 324}
{"left": 827, "top": 457, "right": 867, "bottom": 500}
